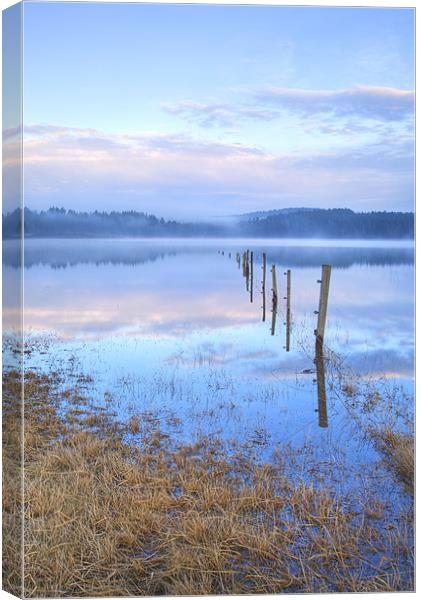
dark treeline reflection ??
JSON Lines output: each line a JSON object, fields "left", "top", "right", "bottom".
{"left": 3, "top": 239, "right": 414, "bottom": 270}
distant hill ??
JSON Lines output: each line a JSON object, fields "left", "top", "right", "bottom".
{"left": 242, "top": 208, "right": 414, "bottom": 239}
{"left": 2, "top": 207, "right": 414, "bottom": 240}
{"left": 236, "top": 207, "right": 320, "bottom": 220}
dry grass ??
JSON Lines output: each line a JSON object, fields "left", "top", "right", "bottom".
{"left": 371, "top": 427, "right": 414, "bottom": 495}
{"left": 3, "top": 368, "right": 414, "bottom": 597}
{"left": 2, "top": 368, "right": 24, "bottom": 597}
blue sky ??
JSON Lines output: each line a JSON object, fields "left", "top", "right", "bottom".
{"left": 9, "top": 2, "right": 415, "bottom": 218}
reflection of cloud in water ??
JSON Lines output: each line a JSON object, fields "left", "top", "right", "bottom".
{"left": 239, "top": 350, "right": 278, "bottom": 361}
{"left": 3, "top": 239, "right": 413, "bottom": 382}
{"left": 248, "top": 357, "right": 315, "bottom": 380}
{"left": 344, "top": 348, "right": 414, "bottom": 379}
{"left": 248, "top": 348, "right": 414, "bottom": 382}
{"left": 20, "top": 295, "right": 258, "bottom": 340}
{"left": 18, "top": 252, "right": 257, "bottom": 338}
{"left": 16, "top": 262, "right": 413, "bottom": 339}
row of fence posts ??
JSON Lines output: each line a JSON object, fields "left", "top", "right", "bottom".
{"left": 238, "top": 250, "right": 293, "bottom": 350}
{"left": 222, "top": 250, "right": 331, "bottom": 428}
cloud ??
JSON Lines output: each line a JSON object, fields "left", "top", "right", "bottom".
{"left": 162, "top": 86, "right": 414, "bottom": 133}
{"left": 20, "top": 124, "right": 264, "bottom": 158}
{"left": 253, "top": 85, "right": 414, "bottom": 121}
{"left": 2, "top": 122, "right": 414, "bottom": 218}
{"left": 162, "top": 100, "right": 279, "bottom": 128}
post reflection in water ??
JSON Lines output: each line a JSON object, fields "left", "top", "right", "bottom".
{"left": 315, "top": 339, "right": 328, "bottom": 428}
{"left": 262, "top": 253, "right": 267, "bottom": 322}
{"left": 246, "top": 250, "right": 250, "bottom": 292}
{"left": 250, "top": 251, "right": 254, "bottom": 304}
{"left": 284, "top": 269, "right": 291, "bottom": 352}
{"left": 270, "top": 299, "right": 277, "bottom": 336}
{"left": 270, "top": 264, "right": 278, "bottom": 336}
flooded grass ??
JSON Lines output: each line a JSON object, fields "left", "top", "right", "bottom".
{"left": 2, "top": 360, "right": 414, "bottom": 596}
{"left": 370, "top": 427, "right": 414, "bottom": 495}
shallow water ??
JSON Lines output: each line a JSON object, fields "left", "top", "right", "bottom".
{"left": 3, "top": 238, "right": 415, "bottom": 505}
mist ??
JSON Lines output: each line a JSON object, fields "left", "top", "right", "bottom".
{"left": 2, "top": 206, "right": 414, "bottom": 241}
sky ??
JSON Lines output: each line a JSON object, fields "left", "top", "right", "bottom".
{"left": 4, "top": 2, "right": 415, "bottom": 219}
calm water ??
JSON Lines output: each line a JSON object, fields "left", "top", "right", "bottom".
{"left": 3, "top": 238, "right": 415, "bottom": 503}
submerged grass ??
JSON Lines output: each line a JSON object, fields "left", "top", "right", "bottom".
{"left": 3, "top": 366, "right": 414, "bottom": 597}
{"left": 334, "top": 366, "right": 414, "bottom": 496}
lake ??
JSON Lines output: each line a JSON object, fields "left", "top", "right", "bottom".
{"left": 3, "top": 237, "right": 415, "bottom": 505}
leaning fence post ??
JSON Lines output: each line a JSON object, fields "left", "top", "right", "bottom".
{"left": 315, "top": 265, "right": 331, "bottom": 344}
{"left": 271, "top": 264, "right": 278, "bottom": 304}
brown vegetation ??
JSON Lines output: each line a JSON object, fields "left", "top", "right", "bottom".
{"left": 3, "top": 368, "right": 414, "bottom": 597}
{"left": 371, "top": 427, "right": 414, "bottom": 495}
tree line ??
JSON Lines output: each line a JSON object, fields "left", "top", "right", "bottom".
{"left": 2, "top": 207, "right": 414, "bottom": 239}
{"left": 242, "top": 208, "right": 414, "bottom": 239}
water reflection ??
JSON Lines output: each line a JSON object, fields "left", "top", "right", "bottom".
{"left": 2, "top": 238, "right": 415, "bottom": 269}
{"left": 249, "top": 251, "right": 254, "bottom": 304}
{"left": 315, "top": 339, "right": 328, "bottom": 428}
{"left": 284, "top": 269, "right": 291, "bottom": 352}
{"left": 2, "top": 238, "right": 414, "bottom": 384}
{"left": 261, "top": 253, "right": 267, "bottom": 323}
{"left": 4, "top": 238, "right": 413, "bottom": 523}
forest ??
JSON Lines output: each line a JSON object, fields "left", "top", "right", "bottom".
{"left": 2, "top": 206, "right": 414, "bottom": 239}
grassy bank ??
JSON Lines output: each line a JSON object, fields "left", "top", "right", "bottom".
{"left": 3, "top": 367, "right": 414, "bottom": 596}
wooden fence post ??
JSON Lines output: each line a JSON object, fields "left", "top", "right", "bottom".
{"left": 315, "top": 265, "right": 332, "bottom": 344}
{"left": 262, "top": 253, "right": 266, "bottom": 321}
{"left": 271, "top": 264, "right": 278, "bottom": 303}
